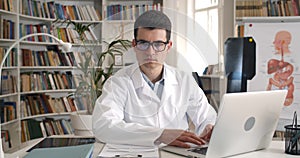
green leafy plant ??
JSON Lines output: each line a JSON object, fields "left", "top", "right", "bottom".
{"left": 55, "top": 19, "right": 131, "bottom": 114}
{"left": 76, "top": 39, "right": 131, "bottom": 114}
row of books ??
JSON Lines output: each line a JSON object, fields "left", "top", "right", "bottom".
{"left": 1, "top": 130, "right": 12, "bottom": 151}
{"left": 0, "top": 17, "right": 15, "bottom": 39}
{"left": 236, "top": 0, "right": 300, "bottom": 17}
{"left": 1, "top": 71, "right": 17, "bottom": 95}
{"left": 19, "top": 23, "right": 98, "bottom": 44}
{"left": 20, "top": 94, "right": 87, "bottom": 117}
{"left": 0, "top": 0, "right": 14, "bottom": 12}
{"left": 0, "top": 100, "right": 16, "bottom": 123}
{"left": 105, "top": 3, "right": 161, "bottom": 20}
{"left": 21, "top": 118, "right": 73, "bottom": 143}
{"left": 53, "top": 27, "right": 98, "bottom": 44}
{"left": 21, "top": 49, "right": 78, "bottom": 67}
{"left": 266, "top": 0, "right": 300, "bottom": 16}
{"left": 19, "top": 23, "right": 53, "bottom": 43}
{"left": 20, "top": 71, "right": 81, "bottom": 92}
{"left": 20, "top": 48, "right": 99, "bottom": 69}
{"left": 0, "top": 47, "right": 18, "bottom": 67}
{"left": 20, "top": 0, "right": 101, "bottom": 21}
{"left": 21, "top": 93, "right": 86, "bottom": 117}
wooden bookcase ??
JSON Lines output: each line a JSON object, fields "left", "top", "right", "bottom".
{"left": 0, "top": 0, "right": 164, "bottom": 153}
{"left": 0, "top": 0, "right": 103, "bottom": 153}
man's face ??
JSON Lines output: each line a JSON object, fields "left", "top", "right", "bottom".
{"left": 133, "top": 28, "right": 172, "bottom": 69}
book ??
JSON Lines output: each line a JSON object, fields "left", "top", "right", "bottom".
{"left": 43, "top": 2, "right": 50, "bottom": 18}
{"left": 1, "top": 71, "right": 9, "bottom": 95}
{"left": 59, "top": 119, "right": 70, "bottom": 134}
{"left": 21, "top": 73, "right": 31, "bottom": 92}
{"left": 4, "top": 101, "right": 16, "bottom": 121}
{"left": 55, "top": 72, "right": 65, "bottom": 89}
{"left": 3, "top": 0, "right": 8, "bottom": 11}
{"left": 62, "top": 97, "right": 71, "bottom": 112}
{"left": 27, "top": 119, "right": 43, "bottom": 140}
{"left": 52, "top": 72, "right": 61, "bottom": 89}
{"left": 41, "top": 94, "right": 53, "bottom": 113}
{"left": 61, "top": 73, "right": 70, "bottom": 89}
{"left": 26, "top": 95, "right": 37, "bottom": 115}
{"left": 42, "top": 120, "right": 54, "bottom": 136}
{"left": 292, "top": 0, "right": 300, "bottom": 15}
{"left": 47, "top": 73, "right": 57, "bottom": 90}
{"left": 1, "top": 130, "right": 12, "bottom": 150}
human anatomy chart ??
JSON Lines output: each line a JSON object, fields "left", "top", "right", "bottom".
{"left": 266, "top": 31, "right": 294, "bottom": 106}
{"left": 244, "top": 23, "right": 300, "bottom": 123}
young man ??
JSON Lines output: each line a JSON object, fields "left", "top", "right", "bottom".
{"left": 92, "top": 10, "right": 216, "bottom": 148}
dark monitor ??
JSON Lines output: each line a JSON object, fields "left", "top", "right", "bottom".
{"left": 224, "top": 37, "right": 256, "bottom": 93}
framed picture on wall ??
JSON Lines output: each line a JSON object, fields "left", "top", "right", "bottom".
{"left": 114, "top": 54, "right": 123, "bottom": 66}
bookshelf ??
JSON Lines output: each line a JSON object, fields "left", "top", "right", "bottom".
{"left": 235, "top": 0, "right": 300, "bottom": 18}
{"left": 0, "top": 0, "right": 102, "bottom": 153}
{"left": 234, "top": 0, "right": 300, "bottom": 37}
{"left": 1, "top": 0, "right": 164, "bottom": 153}
{"left": 102, "top": 0, "right": 163, "bottom": 42}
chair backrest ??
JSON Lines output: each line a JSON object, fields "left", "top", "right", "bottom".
{"left": 192, "top": 72, "right": 204, "bottom": 89}
{"left": 192, "top": 72, "right": 222, "bottom": 111}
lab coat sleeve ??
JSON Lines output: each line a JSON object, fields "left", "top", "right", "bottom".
{"left": 92, "top": 76, "right": 164, "bottom": 146}
{"left": 186, "top": 75, "right": 217, "bottom": 135}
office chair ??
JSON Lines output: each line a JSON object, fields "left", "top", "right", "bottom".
{"left": 192, "top": 72, "right": 219, "bottom": 111}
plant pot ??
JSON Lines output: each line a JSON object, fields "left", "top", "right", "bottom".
{"left": 70, "top": 114, "right": 94, "bottom": 137}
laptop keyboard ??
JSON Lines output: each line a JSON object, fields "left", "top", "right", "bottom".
{"left": 188, "top": 147, "right": 208, "bottom": 155}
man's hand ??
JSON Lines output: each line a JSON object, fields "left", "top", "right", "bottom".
{"left": 199, "top": 124, "right": 214, "bottom": 142}
{"left": 157, "top": 129, "right": 206, "bottom": 148}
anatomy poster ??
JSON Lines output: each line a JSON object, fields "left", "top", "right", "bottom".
{"left": 244, "top": 22, "right": 300, "bottom": 128}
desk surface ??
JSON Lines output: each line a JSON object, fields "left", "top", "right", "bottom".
{"left": 4, "top": 139, "right": 300, "bottom": 158}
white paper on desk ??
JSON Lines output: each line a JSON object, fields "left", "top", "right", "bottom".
{"left": 98, "top": 143, "right": 159, "bottom": 158}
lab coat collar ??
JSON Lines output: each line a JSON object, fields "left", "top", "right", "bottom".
{"left": 129, "top": 63, "right": 144, "bottom": 89}
{"left": 129, "top": 63, "right": 178, "bottom": 90}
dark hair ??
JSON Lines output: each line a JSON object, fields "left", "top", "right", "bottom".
{"left": 134, "top": 10, "right": 172, "bottom": 41}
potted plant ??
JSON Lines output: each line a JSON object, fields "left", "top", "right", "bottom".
{"left": 54, "top": 19, "right": 131, "bottom": 135}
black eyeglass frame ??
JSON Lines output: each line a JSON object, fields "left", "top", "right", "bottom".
{"left": 135, "top": 40, "right": 169, "bottom": 52}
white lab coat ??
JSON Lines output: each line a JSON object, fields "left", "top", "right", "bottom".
{"left": 92, "top": 63, "right": 216, "bottom": 146}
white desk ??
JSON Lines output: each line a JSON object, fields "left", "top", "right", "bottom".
{"left": 159, "top": 141, "right": 300, "bottom": 158}
{"left": 4, "top": 140, "right": 300, "bottom": 158}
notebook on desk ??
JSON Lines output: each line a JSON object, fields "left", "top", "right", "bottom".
{"left": 161, "top": 90, "right": 287, "bottom": 158}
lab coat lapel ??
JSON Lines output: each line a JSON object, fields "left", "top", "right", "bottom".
{"left": 130, "top": 63, "right": 160, "bottom": 103}
{"left": 160, "top": 65, "right": 178, "bottom": 105}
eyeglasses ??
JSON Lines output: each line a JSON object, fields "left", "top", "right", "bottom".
{"left": 135, "top": 40, "right": 169, "bottom": 52}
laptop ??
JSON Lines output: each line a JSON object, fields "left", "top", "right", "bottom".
{"left": 161, "top": 90, "right": 287, "bottom": 158}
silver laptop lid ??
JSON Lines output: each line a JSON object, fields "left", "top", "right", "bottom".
{"left": 206, "top": 90, "right": 287, "bottom": 158}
